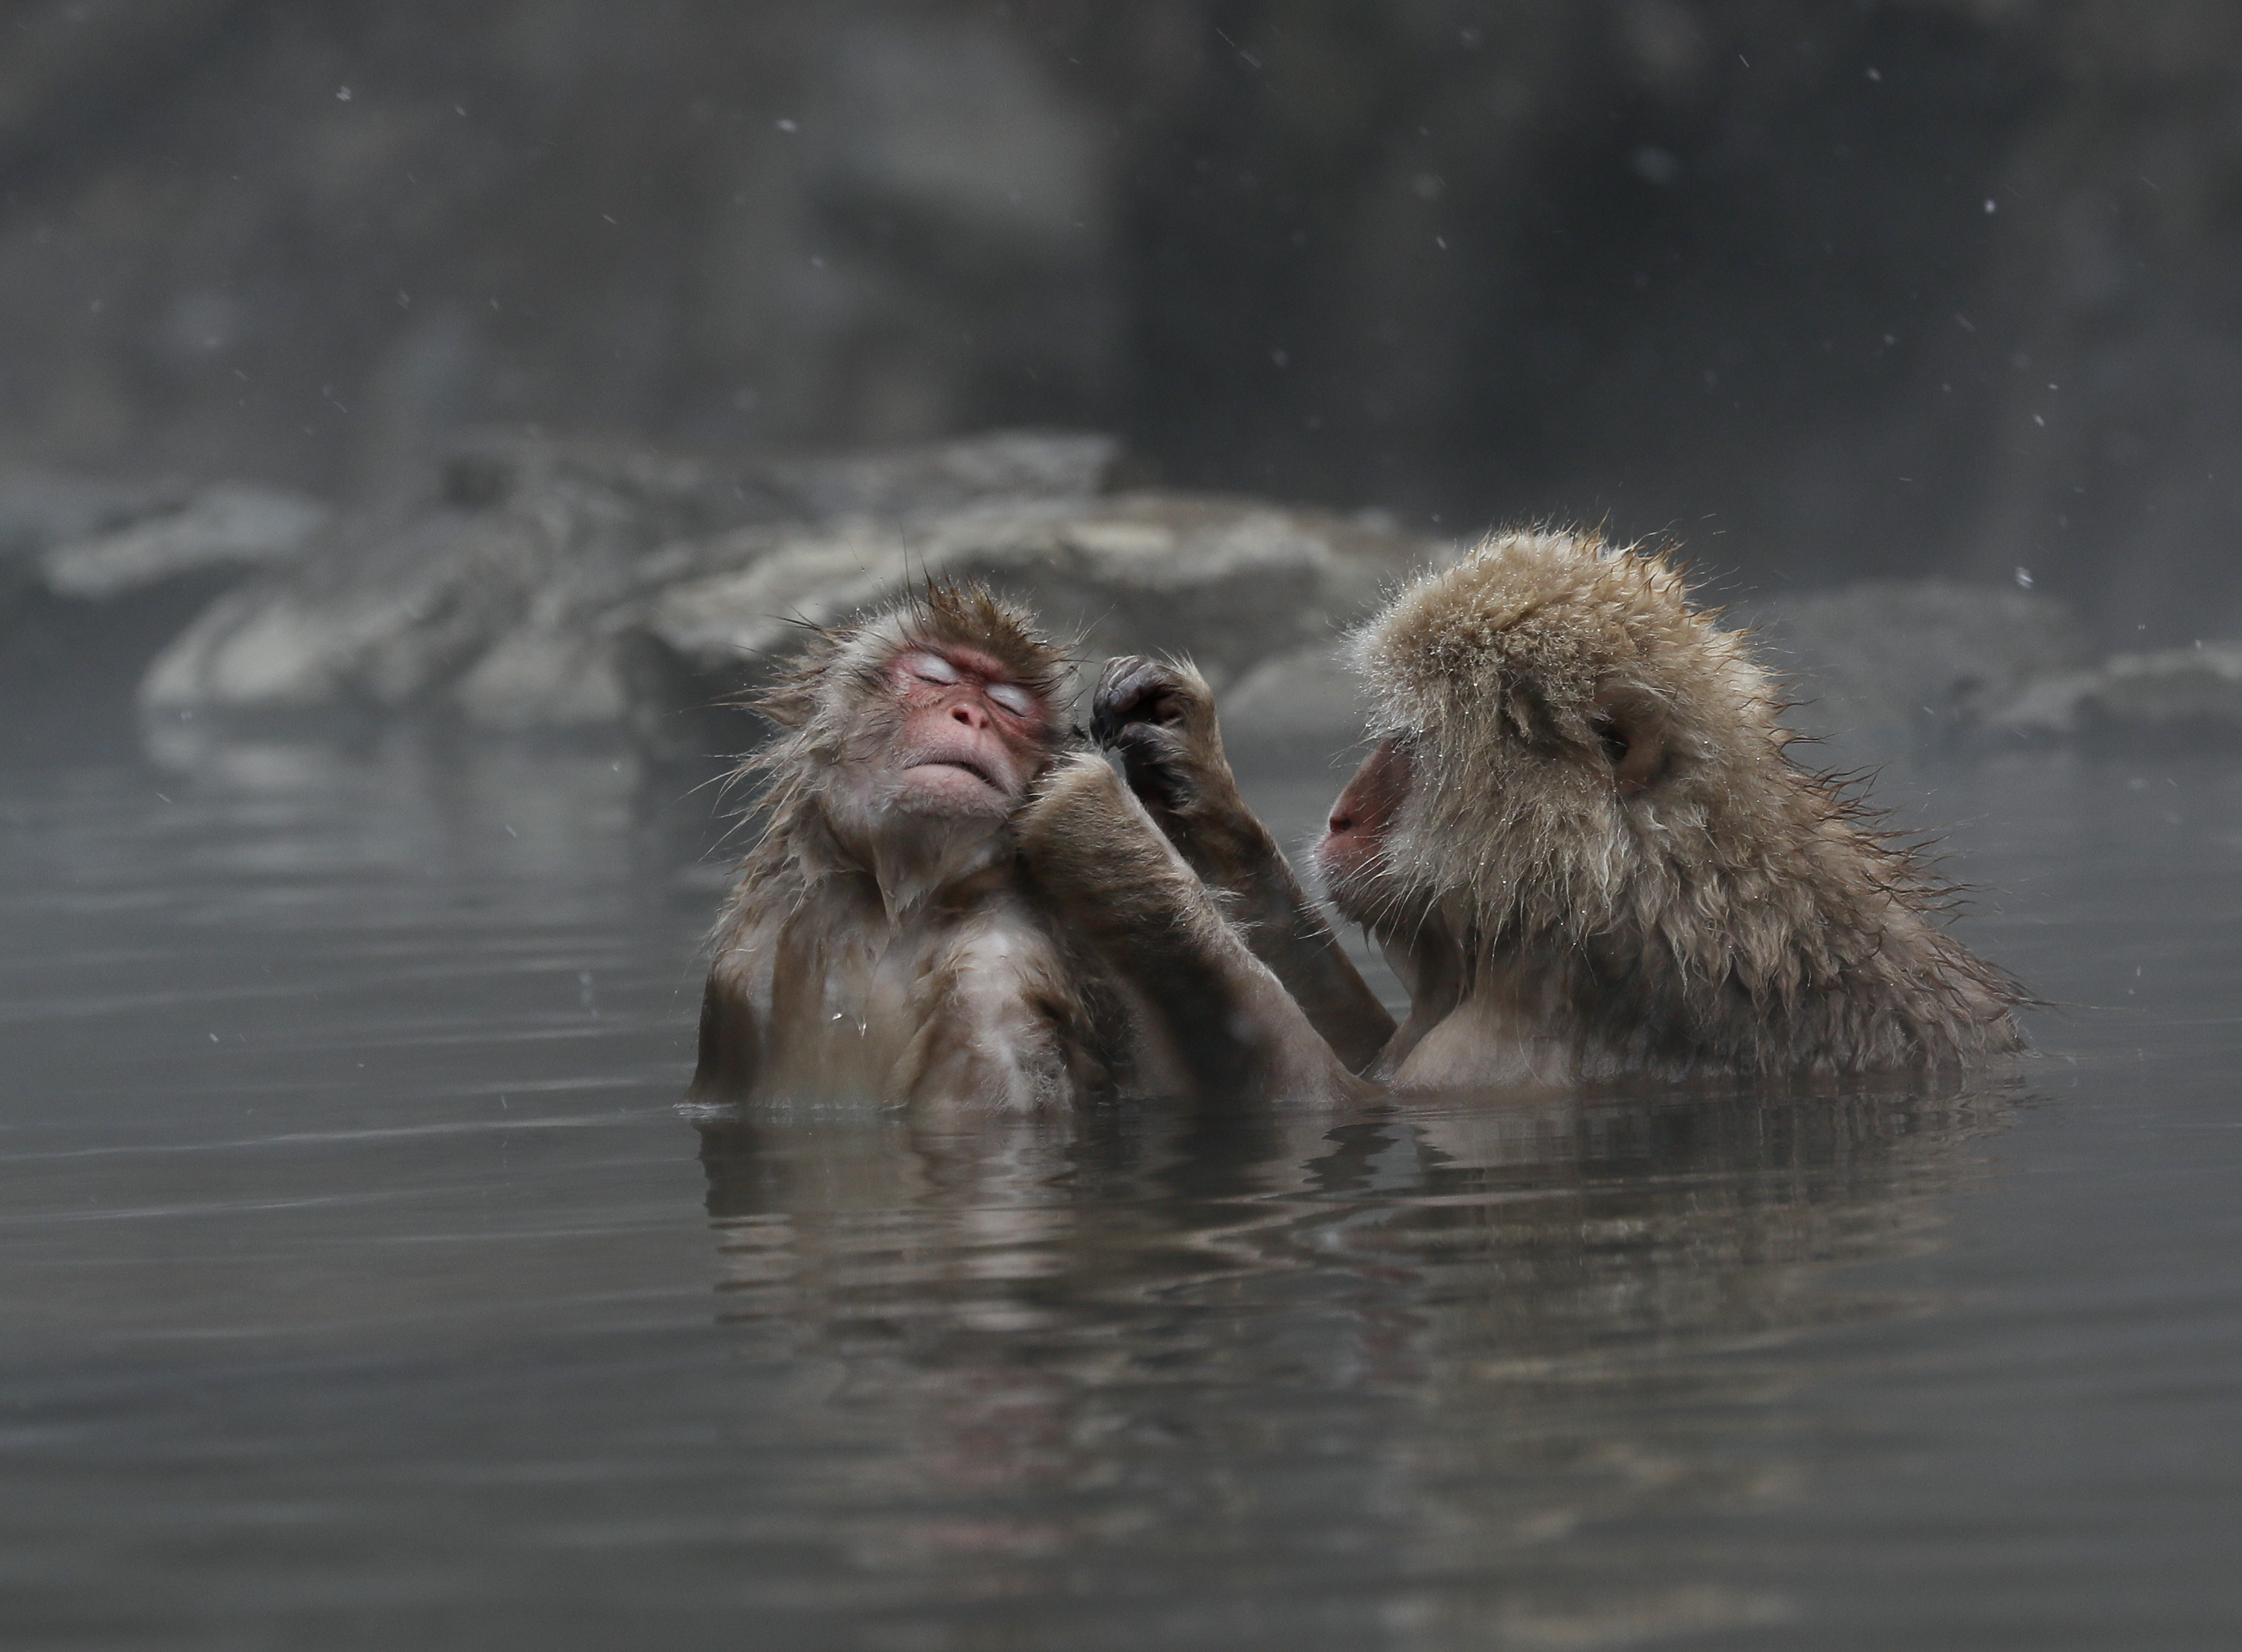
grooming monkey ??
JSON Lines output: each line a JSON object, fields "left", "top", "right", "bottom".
{"left": 1021, "top": 530, "right": 2027, "bottom": 1088}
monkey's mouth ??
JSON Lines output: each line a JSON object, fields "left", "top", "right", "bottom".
{"left": 904, "top": 756, "right": 1006, "bottom": 795}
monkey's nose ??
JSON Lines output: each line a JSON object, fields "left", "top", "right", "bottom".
{"left": 1327, "top": 810, "right": 1354, "bottom": 835}
{"left": 951, "top": 702, "right": 986, "bottom": 728}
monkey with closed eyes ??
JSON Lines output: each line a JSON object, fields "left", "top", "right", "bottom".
{"left": 692, "top": 579, "right": 1355, "bottom": 1111}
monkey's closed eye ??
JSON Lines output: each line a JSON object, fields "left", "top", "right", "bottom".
{"left": 905, "top": 652, "right": 962, "bottom": 685}
{"left": 987, "top": 683, "right": 1037, "bottom": 717}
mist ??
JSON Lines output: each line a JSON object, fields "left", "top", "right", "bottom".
{"left": 5, "top": 1, "right": 2236, "bottom": 638}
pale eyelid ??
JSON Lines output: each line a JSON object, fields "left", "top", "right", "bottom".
{"left": 986, "top": 683, "right": 1038, "bottom": 717}
{"left": 904, "top": 652, "right": 962, "bottom": 685}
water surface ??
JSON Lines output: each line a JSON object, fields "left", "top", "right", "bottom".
{"left": 1, "top": 739, "right": 2236, "bottom": 1649}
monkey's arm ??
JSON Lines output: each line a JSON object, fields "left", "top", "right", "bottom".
{"left": 1017, "top": 753, "right": 1365, "bottom": 1105}
{"left": 691, "top": 933, "right": 765, "bottom": 1101}
{"left": 691, "top": 974, "right": 762, "bottom": 1099}
{"left": 1088, "top": 655, "right": 1396, "bottom": 1073}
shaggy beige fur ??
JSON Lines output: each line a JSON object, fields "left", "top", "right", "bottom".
{"left": 1344, "top": 530, "right": 2027, "bottom": 1078}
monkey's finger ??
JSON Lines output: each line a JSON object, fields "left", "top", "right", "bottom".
{"left": 1094, "top": 655, "right": 1151, "bottom": 699}
{"left": 1091, "top": 655, "right": 1196, "bottom": 744}
{"left": 1091, "top": 655, "right": 1162, "bottom": 743}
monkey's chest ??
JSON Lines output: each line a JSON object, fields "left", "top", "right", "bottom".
{"left": 760, "top": 937, "right": 924, "bottom": 1098}
{"left": 764, "top": 911, "right": 1073, "bottom": 1104}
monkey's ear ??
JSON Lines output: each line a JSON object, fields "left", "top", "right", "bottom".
{"left": 1591, "top": 682, "right": 1669, "bottom": 798}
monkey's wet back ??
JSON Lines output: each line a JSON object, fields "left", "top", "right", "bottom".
{"left": 0, "top": 743, "right": 2235, "bottom": 1651}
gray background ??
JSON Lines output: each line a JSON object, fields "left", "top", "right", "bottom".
{"left": 5, "top": 0, "right": 2235, "bottom": 639}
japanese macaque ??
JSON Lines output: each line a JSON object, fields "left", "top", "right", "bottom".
{"left": 692, "top": 580, "right": 1354, "bottom": 1110}
{"left": 1028, "top": 530, "right": 2028, "bottom": 1088}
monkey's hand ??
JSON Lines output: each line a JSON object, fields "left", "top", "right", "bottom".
{"left": 1086, "top": 657, "right": 1396, "bottom": 1075}
{"left": 1088, "top": 655, "right": 1244, "bottom": 834}
{"left": 1017, "top": 751, "right": 1178, "bottom": 913}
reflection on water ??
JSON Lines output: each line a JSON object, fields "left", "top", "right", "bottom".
{"left": 1, "top": 737, "right": 2237, "bottom": 1651}
{"left": 693, "top": 1081, "right": 2012, "bottom": 1647}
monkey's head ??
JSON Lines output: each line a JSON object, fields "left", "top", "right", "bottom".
{"left": 755, "top": 580, "right": 1071, "bottom": 895}
{"left": 1318, "top": 530, "right": 1803, "bottom": 987}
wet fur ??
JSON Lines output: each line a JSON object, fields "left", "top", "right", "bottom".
{"left": 1344, "top": 529, "right": 2029, "bottom": 1081}
{"left": 693, "top": 581, "right": 1134, "bottom": 1110}
{"left": 1013, "top": 753, "right": 1362, "bottom": 1104}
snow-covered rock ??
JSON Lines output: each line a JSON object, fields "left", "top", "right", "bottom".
{"left": 626, "top": 492, "right": 1431, "bottom": 757}
{"left": 140, "top": 430, "right": 1126, "bottom": 738}
{"left": 1740, "top": 579, "right": 2092, "bottom": 753}
{"left": 1990, "top": 641, "right": 2242, "bottom": 744}
{"left": 40, "top": 483, "right": 327, "bottom": 600}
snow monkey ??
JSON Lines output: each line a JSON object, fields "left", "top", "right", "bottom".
{"left": 1020, "top": 530, "right": 2028, "bottom": 1088}
{"left": 691, "top": 579, "right": 1354, "bottom": 1110}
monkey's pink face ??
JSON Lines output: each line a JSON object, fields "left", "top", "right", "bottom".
{"left": 885, "top": 646, "right": 1050, "bottom": 818}
{"left": 1316, "top": 736, "right": 1412, "bottom": 921}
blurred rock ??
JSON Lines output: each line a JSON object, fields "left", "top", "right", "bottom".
{"left": 1215, "top": 642, "right": 1376, "bottom": 759}
{"left": 1990, "top": 642, "right": 2242, "bottom": 745}
{"left": 0, "top": 469, "right": 321, "bottom": 760}
{"left": 0, "top": 472, "right": 193, "bottom": 576}
{"left": 755, "top": 429, "right": 1125, "bottom": 519}
{"left": 137, "top": 429, "right": 1140, "bottom": 742}
{"left": 133, "top": 459, "right": 2197, "bottom": 775}
{"left": 141, "top": 437, "right": 748, "bottom": 734}
{"left": 1741, "top": 580, "right": 2094, "bottom": 753}
{"left": 40, "top": 484, "right": 327, "bottom": 600}
{"left": 53, "top": 436, "right": 2227, "bottom": 777}
{"left": 627, "top": 491, "right": 1433, "bottom": 759}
